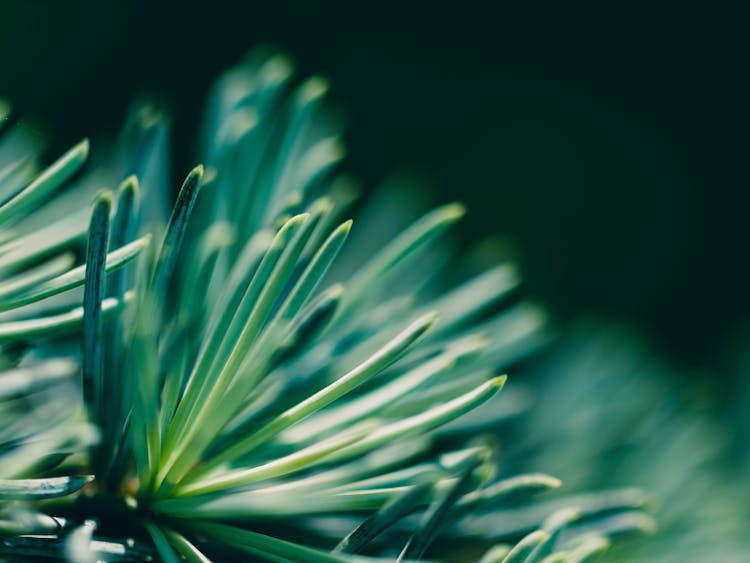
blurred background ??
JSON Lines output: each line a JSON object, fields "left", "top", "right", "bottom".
{"left": 2, "top": 0, "right": 749, "bottom": 376}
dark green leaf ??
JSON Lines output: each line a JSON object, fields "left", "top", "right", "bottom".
{"left": 335, "top": 481, "right": 433, "bottom": 554}
{"left": 151, "top": 165, "right": 203, "bottom": 296}
{"left": 82, "top": 192, "right": 111, "bottom": 414}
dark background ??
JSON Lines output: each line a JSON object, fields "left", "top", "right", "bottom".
{"left": 2, "top": 1, "right": 749, "bottom": 370}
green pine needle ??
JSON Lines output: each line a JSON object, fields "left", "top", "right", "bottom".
{"left": 0, "top": 49, "right": 666, "bottom": 563}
